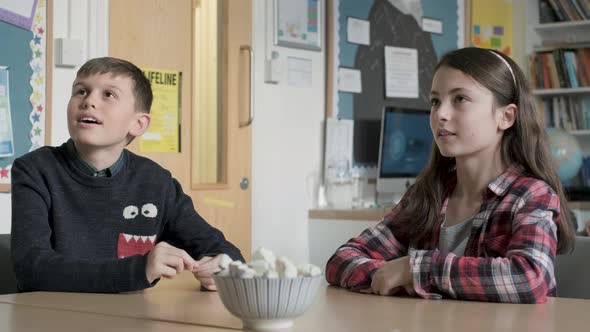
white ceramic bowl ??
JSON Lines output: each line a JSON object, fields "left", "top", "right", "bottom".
{"left": 213, "top": 275, "right": 323, "bottom": 331}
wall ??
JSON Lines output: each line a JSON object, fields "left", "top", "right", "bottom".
{"left": 0, "top": 0, "right": 108, "bottom": 234}
{"left": 1, "top": 0, "right": 325, "bottom": 264}
{"left": 6, "top": 1, "right": 572, "bottom": 258}
{"left": 251, "top": 0, "right": 325, "bottom": 263}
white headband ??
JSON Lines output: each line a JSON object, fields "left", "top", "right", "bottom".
{"left": 489, "top": 51, "right": 516, "bottom": 87}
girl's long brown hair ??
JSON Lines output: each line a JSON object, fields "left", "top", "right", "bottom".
{"left": 394, "top": 47, "right": 575, "bottom": 254}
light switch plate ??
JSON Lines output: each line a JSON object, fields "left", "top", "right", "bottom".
{"left": 55, "top": 38, "right": 84, "bottom": 67}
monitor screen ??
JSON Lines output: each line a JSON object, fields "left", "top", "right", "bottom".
{"left": 377, "top": 107, "right": 433, "bottom": 197}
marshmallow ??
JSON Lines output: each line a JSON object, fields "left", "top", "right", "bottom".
{"left": 297, "top": 263, "right": 322, "bottom": 277}
{"left": 276, "top": 256, "right": 298, "bottom": 278}
{"left": 229, "top": 261, "right": 256, "bottom": 279}
{"left": 263, "top": 270, "right": 279, "bottom": 279}
{"left": 249, "top": 259, "right": 273, "bottom": 277}
{"left": 216, "top": 247, "right": 322, "bottom": 279}
{"left": 218, "top": 254, "right": 233, "bottom": 270}
{"left": 216, "top": 268, "right": 230, "bottom": 277}
{"left": 252, "top": 247, "right": 276, "bottom": 269}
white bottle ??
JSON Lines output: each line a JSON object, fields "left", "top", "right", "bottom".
{"left": 351, "top": 168, "right": 366, "bottom": 209}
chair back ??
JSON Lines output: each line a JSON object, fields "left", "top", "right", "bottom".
{"left": 0, "top": 234, "right": 18, "bottom": 294}
{"left": 555, "top": 236, "right": 590, "bottom": 299}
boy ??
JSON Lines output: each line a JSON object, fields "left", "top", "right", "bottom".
{"left": 11, "top": 57, "right": 243, "bottom": 293}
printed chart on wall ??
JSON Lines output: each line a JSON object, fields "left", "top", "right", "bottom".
{"left": 470, "top": 0, "right": 512, "bottom": 56}
{"left": 140, "top": 69, "right": 181, "bottom": 153}
{"left": 0, "top": 0, "right": 47, "bottom": 186}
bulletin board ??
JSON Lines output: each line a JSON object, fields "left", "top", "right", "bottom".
{"left": 0, "top": 0, "right": 52, "bottom": 192}
{"left": 326, "top": 0, "right": 465, "bottom": 167}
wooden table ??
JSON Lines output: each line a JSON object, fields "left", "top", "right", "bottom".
{"left": 0, "top": 302, "right": 230, "bottom": 332}
{"left": 0, "top": 273, "right": 589, "bottom": 331}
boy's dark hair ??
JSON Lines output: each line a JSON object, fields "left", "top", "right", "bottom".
{"left": 76, "top": 57, "right": 153, "bottom": 113}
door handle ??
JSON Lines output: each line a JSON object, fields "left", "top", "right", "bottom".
{"left": 239, "top": 45, "right": 254, "bottom": 128}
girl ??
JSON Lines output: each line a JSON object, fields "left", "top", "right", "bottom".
{"left": 326, "top": 47, "right": 575, "bottom": 303}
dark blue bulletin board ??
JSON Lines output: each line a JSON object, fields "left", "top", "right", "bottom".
{"left": 0, "top": 0, "right": 49, "bottom": 191}
{"left": 332, "top": 0, "right": 464, "bottom": 166}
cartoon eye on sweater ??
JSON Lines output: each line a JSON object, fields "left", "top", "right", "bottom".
{"left": 118, "top": 203, "right": 159, "bottom": 259}
{"left": 123, "top": 205, "right": 139, "bottom": 219}
{"left": 141, "top": 203, "right": 158, "bottom": 218}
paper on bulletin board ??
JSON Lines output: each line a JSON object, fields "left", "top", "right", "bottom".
{"left": 0, "top": 66, "right": 14, "bottom": 157}
{"left": 0, "top": 0, "right": 37, "bottom": 30}
{"left": 470, "top": 0, "right": 512, "bottom": 56}
{"left": 346, "top": 17, "right": 370, "bottom": 45}
{"left": 338, "top": 67, "right": 362, "bottom": 93}
{"left": 384, "top": 46, "right": 419, "bottom": 99}
{"left": 140, "top": 68, "right": 180, "bottom": 153}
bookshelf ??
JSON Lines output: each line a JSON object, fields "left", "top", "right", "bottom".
{"left": 532, "top": 87, "right": 590, "bottom": 96}
{"left": 529, "top": 1, "right": 590, "bottom": 199}
{"left": 528, "top": 1, "right": 590, "bottom": 133}
{"left": 533, "top": 20, "right": 590, "bottom": 45}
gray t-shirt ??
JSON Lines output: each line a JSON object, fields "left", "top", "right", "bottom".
{"left": 438, "top": 217, "right": 474, "bottom": 255}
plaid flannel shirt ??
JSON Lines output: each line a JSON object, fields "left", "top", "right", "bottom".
{"left": 326, "top": 166, "right": 560, "bottom": 303}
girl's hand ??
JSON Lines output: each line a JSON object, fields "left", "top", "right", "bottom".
{"left": 193, "top": 254, "right": 226, "bottom": 291}
{"left": 371, "top": 256, "right": 413, "bottom": 296}
{"left": 146, "top": 242, "right": 197, "bottom": 283}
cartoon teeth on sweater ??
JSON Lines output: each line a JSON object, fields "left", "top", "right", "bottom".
{"left": 117, "top": 203, "right": 158, "bottom": 259}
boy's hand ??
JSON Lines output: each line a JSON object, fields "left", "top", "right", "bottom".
{"left": 371, "top": 256, "right": 413, "bottom": 296}
{"left": 193, "top": 254, "right": 226, "bottom": 291}
{"left": 146, "top": 242, "right": 197, "bottom": 283}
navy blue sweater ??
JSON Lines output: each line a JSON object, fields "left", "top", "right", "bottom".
{"left": 11, "top": 142, "right": 243, "bottom": 293}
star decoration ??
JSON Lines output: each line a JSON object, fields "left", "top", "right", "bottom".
{"left": 34, "top": 49, "right": 42, "bottom": 58}
{"left": 32, "top": 113, "right": 40, "bottom": 123}
{"left": 33, "top": 35, "right": 41, "bottom": 45}
{"left": 34, "top": 127, "right": 42, "bottom": 136}
{"left": 37, "top": 27, "right": 44, "bottom": 35}
{"left": 0, "top": 169, "right": 8, "bottom": 178}
{"left": 37, "top": 105, "right": 43, "bottom": 112}
{"left": 35, "top": 76, "right": 43, "bottom": 85}
{"left": 32, "top": 63, "right": 42, "bottom": 74}
{"left": 32, "top": 91, "right": 42, "bottom": 101}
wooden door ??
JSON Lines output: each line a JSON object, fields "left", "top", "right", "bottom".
{"left": 109, "top": 0, "right": 252, "bottom": 259}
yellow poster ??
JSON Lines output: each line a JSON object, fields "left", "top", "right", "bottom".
{"left": 470, "top": 0, "right": 513, "bottom": 56}
{"left": 140, "top": 68, "right": 180, "bottom": 153}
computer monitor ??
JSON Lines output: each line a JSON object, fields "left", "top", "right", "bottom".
{"left": 376, "top": 107, "right": 433, "bottom": 204}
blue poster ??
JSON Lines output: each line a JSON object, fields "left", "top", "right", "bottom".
{"left": 335, "top": 0, "right": 462, "bottom": 119}
{"left": 0, "top": 66, "right": 14, "bottom": 157}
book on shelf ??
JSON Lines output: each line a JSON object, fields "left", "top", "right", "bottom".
{"left": 540, "top": 95, "right": 590, "bottom": 130}
{"left": 530, "top": 48, "right": 590, "bottom": 89}
{"left": 540, "top": 0, "right": 590, "bottom": 22}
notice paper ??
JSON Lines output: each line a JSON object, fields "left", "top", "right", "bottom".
{"left": 287, "top": 56, "right": 312, "bottom": 87}
{"left": 347, "top": 17, "right": 370, "bottom": 45}
{"left": 0, "top": 66, "right": 14, "bottom": 157}
{"left": 338, "top": 67, "right": 362, "bottom": 93}
{"left": 384, "top": 46, "right": 419, "bottom": 99}
{"left": 140, "top": 68, "right": 181, "bottom": 153}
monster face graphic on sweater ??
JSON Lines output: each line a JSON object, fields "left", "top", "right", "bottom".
{"left": 117, "top": 203, "right": 158, "bottom": 259}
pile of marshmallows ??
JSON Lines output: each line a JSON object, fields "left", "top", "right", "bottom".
{"left": 217, "top": 247, "right": 322, "bottom": 279}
